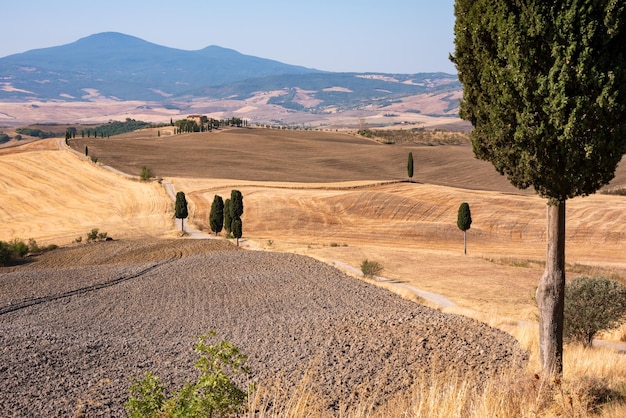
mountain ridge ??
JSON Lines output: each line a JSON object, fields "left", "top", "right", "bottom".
{"left": 0, "top": 32, "right": 463, "bottom": 126}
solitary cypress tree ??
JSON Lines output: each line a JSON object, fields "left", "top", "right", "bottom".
{"left": 174, "top": 191, "right": 188, "bottom": 233}
{"left": 407, "top": 152, "right": 414, "bottom": 181}
{"left": 223, "top": 199, "right": 232, "bottom": 233}
{"left": 456, "top": 202, "right": 472, "bottom": 255}
{"left": 209, "top": 195, "right": 224, "bottom": 236}
{"left": 452, "top": 0, "right": 626, "bottom": 375}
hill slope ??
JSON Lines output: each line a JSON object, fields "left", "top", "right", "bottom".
{"left": 0, "top": 32, "right": 461, "bottom": 121}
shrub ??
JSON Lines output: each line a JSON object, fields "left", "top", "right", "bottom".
{"left": 564, "top": 276, "right": 626, "bottom": 347}
{"left": 140, "top": 166, "right": 153, "bottom": 181}
{"left": 126, "top": 332, "right": 250, "bottom": 417}
{"left": 87, "top": 228, "right": 99, "bottom": 242}
{"left": 0, "top": 241, "right": 12, "bottom": 266}
{"left": 361, "top": 259, "right": 383, "bottom": 278}
{"left": 9, "top": 238, "right": 29, "bottom": 258}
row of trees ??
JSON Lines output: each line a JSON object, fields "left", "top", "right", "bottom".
{"left": 209, "top": 190, "right": 244, "bottom": 245}
{"left": 173, "top": 117, "right": 248, "bottom": 134}
{"left": 174, "top": 190, "right": 244, "bottom": 245}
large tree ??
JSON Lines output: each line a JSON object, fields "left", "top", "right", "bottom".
{"left": 174, "top": 191, "right": 189, "bottom": 233}
{"left": 209, "top": 195, "right": 224, "bottom": 236}
{"left": 407, "top": 152, "right": 414, "bottom": 181}
{"left": 452, "top": 0, "right": 626, "bottom": 375}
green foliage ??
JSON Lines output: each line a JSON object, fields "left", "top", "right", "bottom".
{"left": 15, "top": 127, "right": 57, "bottom": 139}
{"left": 125, "top": 332, "right": 250, "bottom": 418}
{"left": 0, "top": 133, "right": 9, "bottom": 144}
{"left": 231, "top": 218, "right": 242, "bottom": 245}
{"left": 175, "top": 192, "right": 189, "bottom": 233}
{"left": 87, "top": 228, "right": 99, "bottom": 242}
{"left": 0, "top": 238, "right": 45, "bottom": 266}
{"left": 230, "top": 190, "right": 243, "bottom": 219}
{"left": 564, "top": 276, "right": 626, "bottom": 347}
{"left": 86, "top": 228, "right": 108, "bottom": 242}
{"left": 457, "top": 202, "right": 472, "bottom": 232}
{"left": 9, "top": 238, "right": 29, "bottom": 258}
{"left": 140, "top": 166, "right": 153, "bottom": 181}
{"left": 361, "top": 259, "right": 383, "bottom": 278}
{"left": 451, "top": 0, "right": 626, "bottom": 202}
{"left": 175, "top": 192, "right": 188, "bottom": 220}
{"left": 0, "top": 241, "right": 12, "bottom": 266}
{"left": 407, "top": 152, "right": 414, "bottom": 180}
{"left": 92, "top": 118, "right": 150, "bottom": 137}
{"left": 209, "top": 195, "right": 224, "bottom": 236}
{"left": 223, "top": 199, "right": 232, "bottom": 233}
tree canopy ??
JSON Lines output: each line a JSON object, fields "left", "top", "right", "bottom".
{"left": 209, "top": 195, "right": 224, "bottom": 236}
{"left": 452, "top": 0, "right": 626, "bottom": 202}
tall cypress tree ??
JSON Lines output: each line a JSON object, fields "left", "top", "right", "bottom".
{"left": 452, "top": 0, "right": 626, "bottom": 375}
{"left": 407, "top": 152, "right": 414, "bottom": 181}
{"left": 174, "top": 191, "right": 188, "bottom": 233}
{"left": 209, "top": 195, "right": 224, "bottom": 236}
{"left": 456, "top": 202, "right": 472, "bottom": 255}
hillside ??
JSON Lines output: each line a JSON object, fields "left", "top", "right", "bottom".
{"left": 0, "top": 32, "right": 462, "bottom": 126}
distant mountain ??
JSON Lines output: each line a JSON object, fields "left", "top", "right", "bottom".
{"left": 0, "top": 32, "right": 319, "bottom": 101}
{"left": 0, "top": 32, "right": 461, "bottom": 118}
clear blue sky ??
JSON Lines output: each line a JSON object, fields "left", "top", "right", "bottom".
{"left": 2, "top": 0, "right": 457, "bottom": 74}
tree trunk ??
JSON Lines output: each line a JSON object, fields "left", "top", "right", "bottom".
{"left": 463, "top": 230, "right": 467, "bottom": 255}
{"left": 181, "top": 218, "right": 185, "bottom": 233}
{"left": 536, "top": 201, "right": 566, "bottom": 376}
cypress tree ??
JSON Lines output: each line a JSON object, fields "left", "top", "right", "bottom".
{"left": 407, "top": 152, "right": 414, "bottom": 181}
{"left": 456, "top": 202, "right": 472, "bottom": 255}
{"left": 452, "top": 0, "right": 626, "bottom": 375}
{"left": 209, "top": 195, "right": 224, "bottom": 236}
{"left": 230, "top": 190, "right": 243, "bottom": 219}
{"left": 174, "top": 191, "right": 188, "bottom": 233}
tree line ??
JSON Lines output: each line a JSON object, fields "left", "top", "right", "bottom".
{"left": 174, "top": 190, "right": 244, "bottom": 246}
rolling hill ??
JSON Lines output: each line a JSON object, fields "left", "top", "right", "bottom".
{"left": 0, "top": 32, "right": 462, "bottom": 124}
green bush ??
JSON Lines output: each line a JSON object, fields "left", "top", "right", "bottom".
{"left": 140, "top": 166, "right": 153, "bottom": 181}
{"left": 0, "top": 239, "right": 31, "bottom": 266}
{"left": 126, "top": 332, "right": 250, "bottom": 417}
{"left": 0, "top": 241, "right": 12, "bottom": 266}
{"left": 361, "top": 259, "right": 383, "bottom": 278}
{"left": 564, "top": 276, "right": 626, "bottom": 347}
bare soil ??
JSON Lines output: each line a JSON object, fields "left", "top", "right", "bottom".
{"left": 0, "top": 240, "right": 525, "bottom": 417}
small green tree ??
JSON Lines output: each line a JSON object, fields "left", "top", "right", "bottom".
{"left": 126, "top": 332, "right": 250, "bottom": 417}
{"left": 407, "top": 152, "right": 414, "bottom": 181}
{"left": 564, "top": 277, "right": 626, "bottom": 348}
{"left": 231, "top": 218, "right": 242, "bottom": 246}
{"left": 85, "top": 146, "right": 88, "bottom": 156}
{"left": 456, "top": 202, "right": 472, "bottom": 255}
{"left": 209, "top": 195, "right": 224, "bottom": 236}
{"left": 175, "top": 191, "right": 188, "bottom": 233}
{"left": 223, "top": 199, "right": 232, "bottom": 234}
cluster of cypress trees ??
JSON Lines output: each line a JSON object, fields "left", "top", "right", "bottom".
{"left": 210, "top": 190, "right": 243, "bottom": 245}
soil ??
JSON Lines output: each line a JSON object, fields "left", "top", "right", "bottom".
{"left": 0, "top": 239, "right": 526, "bottom": 417}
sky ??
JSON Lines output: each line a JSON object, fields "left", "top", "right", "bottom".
{"left": 2, "top": 0, "right": 457, "bottom": 74}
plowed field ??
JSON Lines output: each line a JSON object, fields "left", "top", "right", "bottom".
{"left": 0, "top": 240, "right": 525, "bottom": 416}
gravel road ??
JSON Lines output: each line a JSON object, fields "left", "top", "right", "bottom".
{"left": 0, "top": 240, "right": 526, "bottom": 416}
